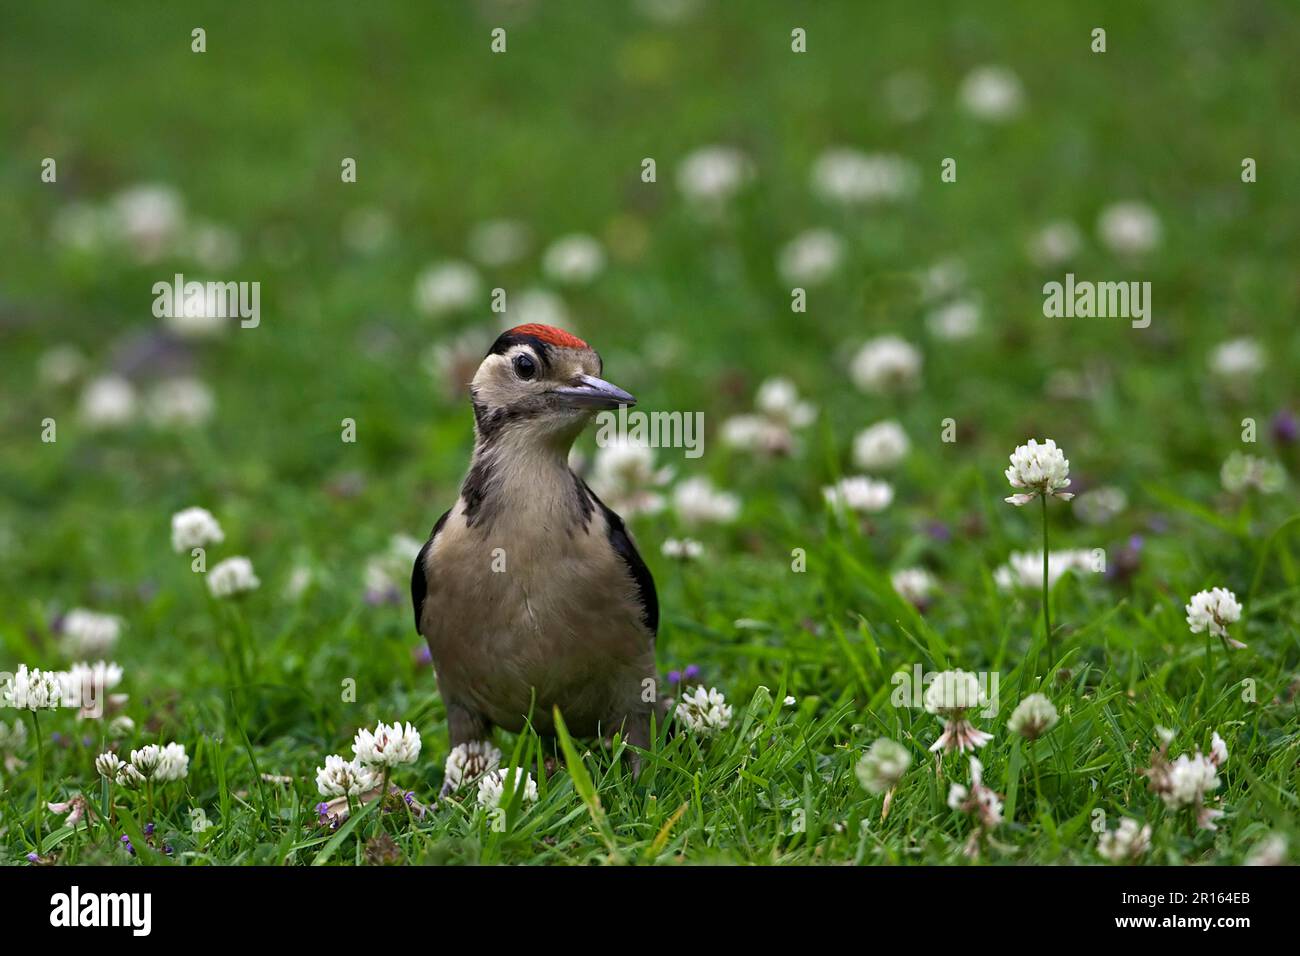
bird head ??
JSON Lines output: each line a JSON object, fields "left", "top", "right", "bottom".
{"left": 469, "top": 324, "right": 635, "bottom": 448}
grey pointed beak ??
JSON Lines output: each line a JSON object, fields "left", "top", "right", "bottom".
{"left": 554, "top": 374, "right": 636, "bottom": 410}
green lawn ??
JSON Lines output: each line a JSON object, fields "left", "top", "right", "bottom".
{"left": 0, "top": 0, "right": 1297, "bottom": 865}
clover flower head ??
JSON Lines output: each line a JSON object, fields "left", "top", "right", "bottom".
{"left": 353, "top": 720, "right": 422, "bottom": 768}
{"left": 60, "top": 608, "right": 123, "bottom": 656}
{"left": 2, "top": 665, "right": 62, "bottom": 711}
{"left": 947, "top": 757, "right": 1003, "bottom": 828}
{"left": 476, "top": 768, "right": 538, "bottom": 809}
{"left": 849, "top": 335, "right": 922, "bottom": 394}
{"left": 315, "top": 754, "right": 377, "bottom": 797}
{"left": 676, "top": 685, "right": 733, "bottom": 736}
{"left": 95, "top": 752, "right": 125, "bottom": 780}
{"left": 924, "top": 670, "right": 992, "bottom": 753}
{"left": 1098, "top": 818, "right": 1152, "bottom": 863}
{"left": 1185, "top": 587, "right": 1243, "bottom": 645}
{"left": 672, "top": 477, "right": 740, "bottom": 526}
{"left": 155, "top": 742, "right": 190, "bottom": 781}
{"left": 855, "top": 738, "right": 912, "bottom": 795}
{"left": 129, "top": 744, "right": 163, "bottom": 778}
{"left": 890, "top": 567, "right": 936, "bottom": 607}
{"left": 661, "top": 538, "right": 704, "bottom": 561}
{"left": 171, "top": 506, "right": 224, "bottom": 552}
{"left": 1004, "top": 438, "right": 1073, "bottom": 505}
{"left": 1220, "top": 452, "right": 1285, "bottom": 495}
{"left": 207, "top": 556, "right": 260, "bottom": 598}
{"left": 1008, "top": 693, "right": 1059, "bottom": 741}
{"left": 413, "top": 260, "right": 481, "bottom": 316}
{"left": 853, "top": 420, "right": 910, "bottom": 471}
{"left": 443, "top": 740, "right": 503, "bottom": 792}
{"left": 822, "top": 476, "right": 894, "bottom": 514}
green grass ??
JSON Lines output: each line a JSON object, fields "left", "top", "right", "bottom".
{"left": 0, "top": 0, "right": 1298, "bottom": 865}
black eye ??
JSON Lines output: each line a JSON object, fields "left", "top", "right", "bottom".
{"left": 512, "top": 353, "right": 537, "bottom": 380}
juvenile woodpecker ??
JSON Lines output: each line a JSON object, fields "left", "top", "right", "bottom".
{"left": 411, "top": 324, "right": 659, "bottom": 781}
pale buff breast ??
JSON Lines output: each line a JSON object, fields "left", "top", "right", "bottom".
{"left": 419, "top": 496, "right": 655, "bottom": 736}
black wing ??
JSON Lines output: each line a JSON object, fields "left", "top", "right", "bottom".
{"left": 410, "top": 509, "right": 451, "bottom": 635}
{"left": 583, "top": 481, "right": 658, "bottom": 636}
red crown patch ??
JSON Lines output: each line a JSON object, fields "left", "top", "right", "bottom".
{"left": 505, "top": 324, "right": 588, "bottom": 349}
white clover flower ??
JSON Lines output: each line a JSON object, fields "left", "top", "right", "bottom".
{"left": 811, "top": 148, "right": 918, "bottom": 205}
{"left": 672, "top": 477, "right": 741, "bottom": 525}
{"left": 777, "top": 229, "right": 844, "bottom": 286}
{"left": 591, "top": 438, "right": 673, "bottom": 519}
{"left": 79, "top": 375, "right": 137, "bottom": 428}
{"left": 413, "top": 260, "right": 481, "bottom": 316}
{"left": 108, "top": 715, "right": 136, "bottom": 738}
{"left": 129, "top": 744, "right": 163, "bottom": 778}
{"left": 171, "top": 506, "right": 225, "bottom": 553}
{"left": 508, "top": 287, "right": 570, "bottom": 329}
{"left": 722, "top": 379, "right": 816, "bottom": 456}
{"left": 890, "top": 567, "right": 936, "bottom": 607}
{"left": 58, "top": 660, "right": 124, "bottom": 717}
{"left": 849, "top": 335, "right": 922, "bottom": 394}
{"left": 146, "top": 377, "right": 214, "bottom": 428}
{"left": 1209, "top": 337, "right": 1264, "bottom": 381}
{"left": 155, "top": 742, "right": 190, "bottom": 782}
{"left": 994, "top": 549, "right": 1096, "bottom": 591}
{"left": 822, "top": 476, "right": 894, "bottom": 514}
{"left": 1185, "top": 587, "right": 1243, "bottom": 645}
{"left": 115, "top": 763, "right": 146, "bottom": 790}
{"left": 1026, "top": 220, "right": 1083, "bottom": 267}
{"left": 676, "top": 145, "right": 753, "bottom": 207}
{"left": 959, "top": 65, "right": 1025, "bottom": 121}
{"left": 1008, "top": 693, "right": 1059, "bottom": 741}
{"left": 315, "top": 753, "right": 377, "bottom": 797}
{"left": 207, "top": 556, "right": 260, "bottom": 598}
{"left": 755, "top": 378, "right": 817, "bottom": 429}
{"left": 675, "top": 685, "right": 733, "bottom": 736}
{"left": 2, "top": 665, "right": 62, "bottom": 711}
{"left": 1004, "top": 438, "right": 1074, "bottom": 505}
{"left": 948, "top": 757, "right": 1003, "bottom": 829}
{"left": 1209, "top": 731, "right": 1229, "bottom": 768}
{"left": 60, "top": 608, "right": 123, "bottom": 656}
{"left": 853, "top": 420, "right": 910, "bottom": 471}
{"left": 925, "top": 298, "right": 981, "bottom": 341}
{"left": 1098, "top": 818, "right": 1152, "bottom": 863}
{"left": 661, "top": 538, "right": 704, "bottom": 561}
{"left": 467, "top": 219, "right": 531, "bottom": 267}
{"left": 108, "top": 183, "right": 186, "bottom": 262}
{"left": 353, "top": 720, "right": 422, "bottom": 768}
{"left": 1073, "top": 486, "right": 1128, "bottom": 525}
{"left": 924, "top": 670, "right": 992, "bottom": 753}
{"left": 160, "top": 282, "right": 231, "bottom": 338}
{"left": 855, "top": 738, "right": 912, "bottom": 794}
{"left": 95, "top": 751, "right": 124, "bottom": 780}
{"left": 1220, "top": 452, "right": 1285, "bottom": 495}
{"left": 476, "top": 768, "right": 538, "bottom": 808}
{"left": 1097, "top": 201, "right": 1161, "bottom": 256}
{"left": 37, "top": 345, "right": 87, "bottom": 388}
{"left": 1245, "top": 833, "right": 1289, "bottom": 867}
{"left": 541, "top": 234, "right": 605, "bottom": 285}
{"left": 1163, "top": 753, "right": 1220, "bottom": 811}
{"left": 443, "top": 740, "right": 503, "bottom": 791}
